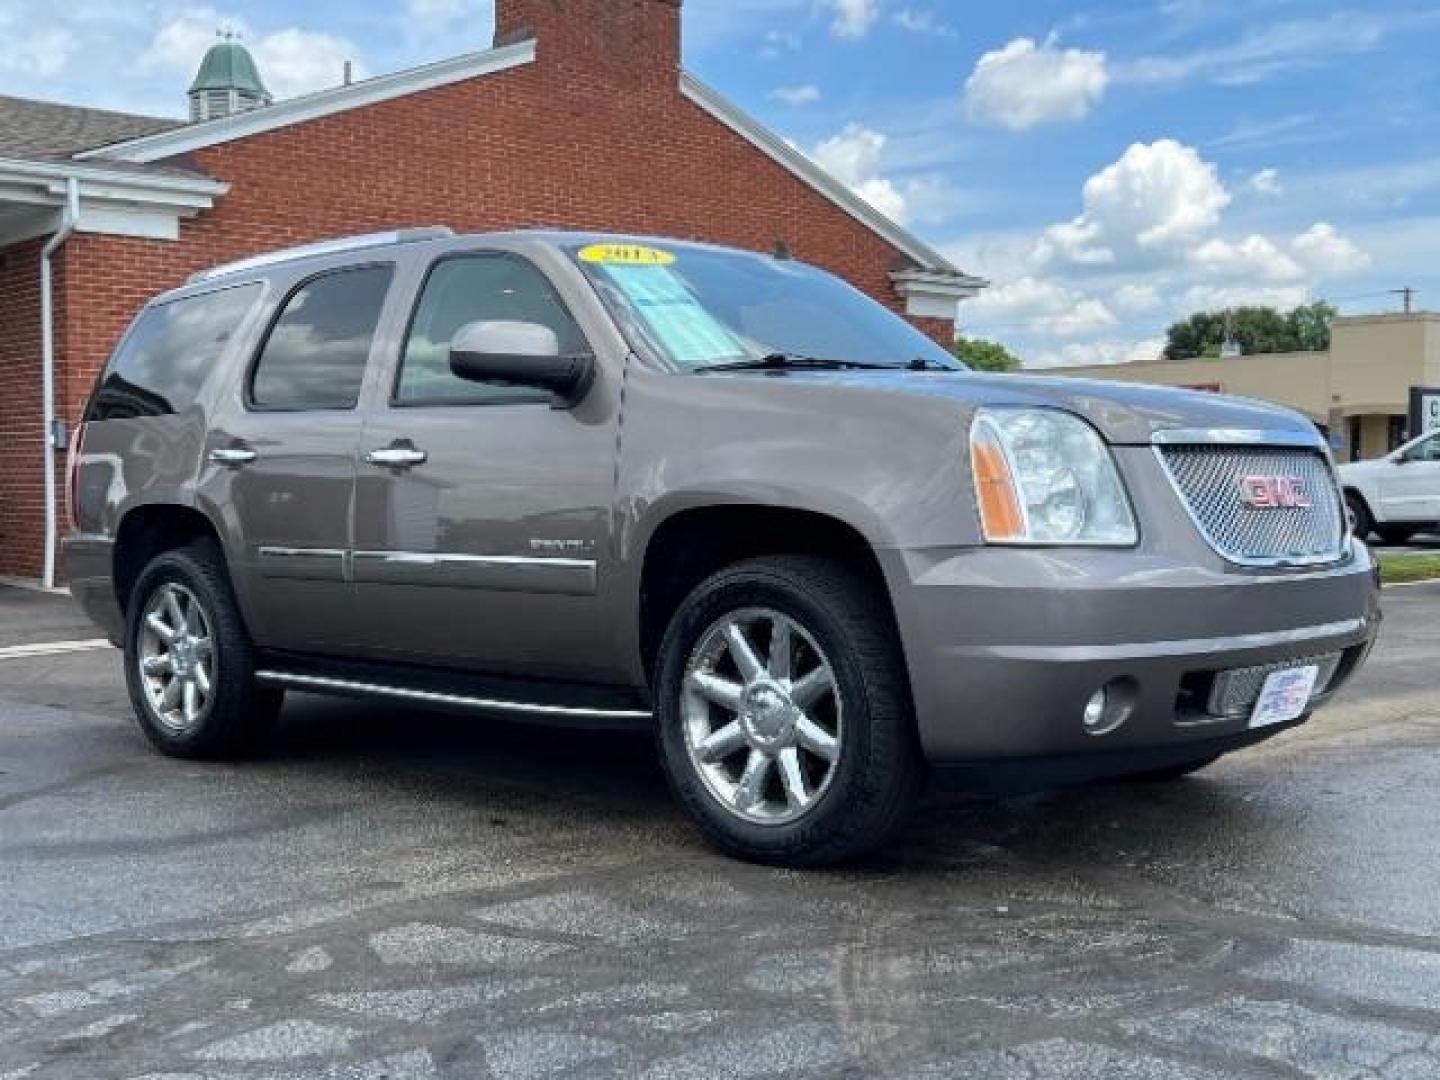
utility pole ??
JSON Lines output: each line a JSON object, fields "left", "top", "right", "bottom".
{"left": 1390, "top": 287, "right": 1414, "bottom": 314}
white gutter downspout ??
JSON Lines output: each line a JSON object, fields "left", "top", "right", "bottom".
{"left": 40, "top": 176, "right": 80, "bottom": 590}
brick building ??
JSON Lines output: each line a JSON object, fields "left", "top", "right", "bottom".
{"left": 0, "top": 0, "right": 983, "bottom": 585}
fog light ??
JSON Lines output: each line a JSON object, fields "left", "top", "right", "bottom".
{"left": 1083, "top": 689, "right": 1108, "bottom": 731}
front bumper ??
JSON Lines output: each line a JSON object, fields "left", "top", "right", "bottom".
{"left": 882, "top": 539, "right": 1381, "bottom": 771}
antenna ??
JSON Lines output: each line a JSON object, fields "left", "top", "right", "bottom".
{"left": 1389, "top": 287, "right": 1415, "bottom": 314}
{"left": 1219, "top": 308, "right": 1241, "bottom": 358}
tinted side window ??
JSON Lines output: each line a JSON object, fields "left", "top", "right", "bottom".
{"left": 250, "top": 266, "right": 393, "bottom": 411}
{"left": 1410, "top": 434, "right": 1440, "bottom": 462}
{"left": 396, "top": 255, "right": 587, "bottom": 406}
{"left": 86, "top": 284, "right": 261, "bottom": 421}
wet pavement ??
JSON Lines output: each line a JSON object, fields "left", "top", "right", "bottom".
{"left": 0, "top": 582, "right": 1437, "bottom": 1078}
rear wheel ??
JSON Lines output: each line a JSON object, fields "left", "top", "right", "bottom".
{"left": 655, "top": 556, "right": 923, "bottom": 866}
{"left": 124, "top": 540, "right": 283, "bottom": 759}
{"left": 1344, "top": 491, "right": 1373, "bottom": 539}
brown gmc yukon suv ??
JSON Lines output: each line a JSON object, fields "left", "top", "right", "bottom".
{"left": 66, "top": 229, "right": 1381, "bottom": 865}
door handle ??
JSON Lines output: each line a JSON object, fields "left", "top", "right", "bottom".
{"left": 209, "top": 446, "right": 257, "bottom": 467}
{"left": 365, "top": 442, "right": 428, "bottom": 469}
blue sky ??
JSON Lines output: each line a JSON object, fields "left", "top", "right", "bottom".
{"left": 3, "top": 0, "right": 1438, "bottom": 367}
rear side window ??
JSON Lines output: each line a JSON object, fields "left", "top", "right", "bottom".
{"left": 249, "top": 266, "right": 393, "bottom": 411}
{"left": 86, "top": 283, "right": 261, "bottom": 421}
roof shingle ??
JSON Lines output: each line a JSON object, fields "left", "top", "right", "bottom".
{"left": 0, "top": 94, "right": 181, "bottom": 161}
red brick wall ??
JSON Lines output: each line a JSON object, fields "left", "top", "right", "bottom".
{"left": 34, "top": 0, "right": 951, "bottom": 578}
{"left": 0, "top": 241, "right": 50, "bottom": 578}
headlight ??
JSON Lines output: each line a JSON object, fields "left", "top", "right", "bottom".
{"left": 970, "top": 408, "right": 1137, "bottom": 545}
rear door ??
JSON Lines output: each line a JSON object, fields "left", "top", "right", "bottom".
{"left": 348, "top": 249, "right": 620, "bottom": 681}
{"left": 203, "top": 263, "right": 397, "bottom": 652}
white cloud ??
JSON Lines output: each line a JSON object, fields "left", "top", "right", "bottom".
{"left": 255, "top": 28, "right": 363, "bottom": 99}
{"left": 1117, "top": 12, "right": 1422, "bottom": 87}
{"left": 1036, "top": 139, "right": 1230, "bottom": 266}
{"left": 1113, "top": 283, "right": 1161, "bottom": 314}
{"left": 892, "top": 9, "right": 957, "bottom": 37}
{"left": 1191, "top": 234, "right": 1304, "bottom": 281}
{"left": 1291, "top": 222, "right": 1371, "bottom": 277}
{"left": 826, "top": 0, "right": 881, "bottom": 39}
{"left": 0, "top": 19, "right": 76, "bottom": 76}
{"left": 1248, "top": 167, "right": 1283, "bottom": 197}
{"left": 966, "top": 275, "right": 1118, "bottom": 337}
{"left": 1181, "top": 283, "right": 1311, "bottom": 312}
{"left": 769, "top": 84, "right": 822, "bottom": 106}
{"left": 758, "top": 29, "right": 802, "bottom": 60}
{"left": 143, "top": 10, "right": 365, "bottom": 100}
{"left": 404, "top": 0, "right": 492, "bottom": 38}
{"left": 963, "top": 37, "right": 1109, "bottom": 131}
{"left": 1027, "top": 337, "right": 1166, "bottom": 369}
{"left": 811, "top": 123, "right": 908, "bottom": 224}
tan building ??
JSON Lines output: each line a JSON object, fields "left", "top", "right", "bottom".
{"left": 1046, "top": 312, "right": 1440, "bottom": 462}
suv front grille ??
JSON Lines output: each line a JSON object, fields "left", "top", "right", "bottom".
{"left": 1158, "top": 445, "right": 1346, "bottom": 566}
{"left": 1206, "top": 652, "right": 1344, "bottom": 718}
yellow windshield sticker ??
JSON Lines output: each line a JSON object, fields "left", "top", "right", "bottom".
{"left": 578, "top": 243, "right": 677, "bottom": 266}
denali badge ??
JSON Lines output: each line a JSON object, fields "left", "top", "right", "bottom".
{"left": 1240, "top": 475, "right": 1311, "bottom": 509}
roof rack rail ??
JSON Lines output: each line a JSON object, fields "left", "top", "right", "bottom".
{"left": 188, "top": 226, "right": 455, "bottom": 284}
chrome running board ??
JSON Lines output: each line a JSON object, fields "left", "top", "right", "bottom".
{"left": 255, "top": 669, "right": 652, "bottom": 723}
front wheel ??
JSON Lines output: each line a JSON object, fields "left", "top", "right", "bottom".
{"left": 1374, "top": 525, "right": 1419, "bottom": 545}
{"left": 124, "top": 540, "right": 283, "bottom": 759}
{"left": 1345, "top": 492, "right": 1373, "bottom": 540}
{"left": 655, "top": 556, "right": 923, "bottom": 866}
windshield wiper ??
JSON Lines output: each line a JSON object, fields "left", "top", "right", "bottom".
{"left": 695, "top": 353, "right": 897, "bottom": 374}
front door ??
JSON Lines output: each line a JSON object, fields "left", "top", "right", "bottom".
{"left": 349, "top": 251, "right": 619, "bottom": 682}
{"left": 1379, "top": 432, "right": 1440, "bottom": 521}
{"left": 207, "top": 264, "right": 395, "bottom": 652}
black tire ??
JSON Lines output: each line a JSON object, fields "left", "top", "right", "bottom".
{"left": 123, "top": 539, "right": 283, "bottom": 760}
{"left": 1116, "top": 755, "right": 1219, "bottom": 783}
{"left": 1345, "top": 491, "right": 1373, "bottom": 540}
{"left": 655, "top": 555, "right": 923, "bottom": 866}
{"left": 1375, "top": 525, "right": 1419, "bottom": 546}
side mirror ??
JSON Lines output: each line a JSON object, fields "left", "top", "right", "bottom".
{"left": 449, "top": 321, "right": 595, "bottom": 405}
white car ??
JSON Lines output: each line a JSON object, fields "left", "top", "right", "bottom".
{"left": 1338, "top": 430, "right": 1440, "bottom": 544}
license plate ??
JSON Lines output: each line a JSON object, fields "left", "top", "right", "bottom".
{"left": 1249, "top": 665, "right": 1320, "bottom": 729}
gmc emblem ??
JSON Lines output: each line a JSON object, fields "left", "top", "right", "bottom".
{"left": 1240, "top": 475, "right": 1311, "bottom": 509}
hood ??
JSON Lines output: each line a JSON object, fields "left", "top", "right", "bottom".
{"left": 767, "top": 369, "right": 1318, "bottom": 446}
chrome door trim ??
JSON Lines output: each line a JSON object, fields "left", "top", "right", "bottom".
{"left": 364, "top": 445, "right": 428, "bottom": 469}
{"left": 208, "top": 446, "right": 258, "bottom": 466}
{"left": 255, "top": 670, "right": 651, "bottom": 720}
{"left": 351, "top": 550, "right": 598, "bottom": 595}
{"left": 257, "top": 546, "right": 348, "bottom": 582}
{"left": 1151, "top": 427, "right": 1327, "bottom": 451}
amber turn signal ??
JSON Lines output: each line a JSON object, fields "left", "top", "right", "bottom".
{"left": 971, "top": 423, "right": 1025, "bottom": 541}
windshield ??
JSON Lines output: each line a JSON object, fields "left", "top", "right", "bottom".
{"left": 568, "top": 241, "right": 963, "bottom": 373}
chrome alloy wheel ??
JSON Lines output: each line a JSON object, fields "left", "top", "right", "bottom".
{"left": 681, "top": 607, "right": 843, "bottom": 825}
{"left": 138, "top": 582, "right": 216, "bottom": 734}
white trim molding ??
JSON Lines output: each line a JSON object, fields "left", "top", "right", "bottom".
{"left": 891, "top": 268, "right": 987, "bottom": 323}
{"left": 0, "top": 158, "right": 227, "bottom": 246}
{"left": 79, "top": 40, "right": 538, "bottom": 165}
{"left": 680, "top": 74, "right": 985, "bottom": 297}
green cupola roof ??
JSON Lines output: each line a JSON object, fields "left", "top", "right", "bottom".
{"left": 189, "top": 38, "right": 269, "bottom": 97}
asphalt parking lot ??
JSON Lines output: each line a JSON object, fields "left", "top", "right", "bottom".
{"left": 2, "top": 583, "right": 1439, "bottom": 1079}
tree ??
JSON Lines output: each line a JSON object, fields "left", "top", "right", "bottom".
{"left": 1163, "top": 301, "right": 1337, "bottom": 360}
{"left": 953, "top": 335, "right": 1020, "bottom": 372}
{"left": 1287, "top": 301, "right": 1337, "bottom": 352}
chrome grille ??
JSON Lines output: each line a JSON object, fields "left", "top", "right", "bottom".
{"left": 1158, "top": 445, "right": 1345, "bottom": 565}
{"left": 1207, "top": 652, "right": 1343, "bottom": 718}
